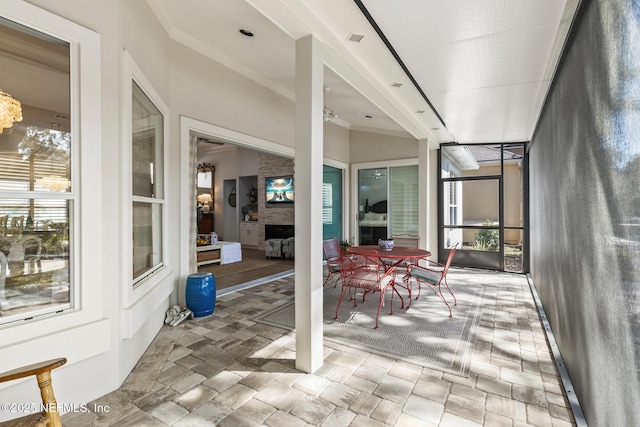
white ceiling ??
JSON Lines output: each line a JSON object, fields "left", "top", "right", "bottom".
{"left": 151, "top": 0, "right": 580, "bottom": 144}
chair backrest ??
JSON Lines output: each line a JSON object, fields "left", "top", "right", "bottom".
{"left": 322, "top": 237, "right": 340, "bottom": 261}
{"left": 442, "top": 243, "right": 459, "bottom": 273}
{"left": 391, "top": 233, "right": 419, "bottom": 248}
{"left": 339, "top": 247, "right": 383, "bottom": 274}
{"left": 352, "top": 247, "right": 386, "bottom": 271}
{"left": 23, "top": 236, "right": 43, "bottom": 257}
{"left": 10, "top": 216, "right": 24, "bottom": 236}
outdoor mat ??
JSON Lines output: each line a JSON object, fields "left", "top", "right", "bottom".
{"left": 254, "top": 278, "right": 496, "bottom": 377}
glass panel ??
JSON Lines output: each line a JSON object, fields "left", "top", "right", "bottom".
{"left": 456, "top": 227, "right": 501, "bottom": 252}
{"left": 358, "top": 168, "right": 388, "bottom": 245}
{"left": 132, "top": 81, "right": 164, "bottom": 198}
{"left": 0, "top": 17, "right": 73, "bottom": 323}
{"left": 322, "top": 166, "right": 342, "bottom": 242}
{"left": 505, "top": 229, "right": 523, "bottom": 272}
{"left": 503, "top": 145, "right": 525, "bottom": 228}
{"left": 389, "top": 165, "right": 418, "bottom": 238}
{"left": 132, "top": 202, "right": 163, "bottom": 280}
{"left": 0, "top": 18, "right": 71, "bottom": 193}
{"left": 443, "top": 227, "right": 463, "bottom": 249}
{"left": 443, "top": 180, "right": 499, "bottom": 227}
{"left": 0, "top": 129, "right": 72, "bottom": 193}
{"left": 0, "top": 199, "right": 70, "bottom": 318}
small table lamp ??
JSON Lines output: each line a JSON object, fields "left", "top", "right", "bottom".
{"left": 198, "top": 193, "right": 213, "bottom": 213}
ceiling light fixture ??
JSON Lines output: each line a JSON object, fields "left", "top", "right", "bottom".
{"left": 0, "top": 89, "right": 23, "bottom": 134}
{"left": 391, "top": 82, "right": 403, "bottom": 88}
{"left": 239, "top": 29, "right": 254, "bottom": 37}
{"left": 347, "top": 33, "right": 364, "bottom": 43}
{"left": 36, "top": 175, "right": 70, "bottom": 192}
{"left": 323, "top": 86, "right": 338, "bottom": 122}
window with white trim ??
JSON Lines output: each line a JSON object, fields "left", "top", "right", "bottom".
{"left": 131, "top": 81, "right": 165, "bottom": 285}
{"left": 0, "top": 16, "right": 73, "bottom": 324}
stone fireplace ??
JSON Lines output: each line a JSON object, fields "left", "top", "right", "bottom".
{"left": 264, "top": 224, "right": 294, "bottom": 240}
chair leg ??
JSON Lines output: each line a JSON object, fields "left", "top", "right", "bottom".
{"left": 414, "top": 279, "right": 452, "bottom": 317}
{"left": 36, "top": 370, "right": 62, "bottom": 427}
{"left": 374, "top": 290, "right": 384, "bottom": 329}
{"left": 391, "top": 284, "right": 406, "bottom": 309}
{"left": 413, "top": 277, "right": 423, "bottom": 300}
{"left": 394, "top": 278, "right": 411, "bottom": 309}
{"left": 334, "top": 285, "right": 348, "bottom": 320}
{"left": 409, "top": 277, "right": 423, "bottom": 301}
{"left": 436, "top": 283, "right": 453, "bottom": 317}
{"left": 350, "top": 288, "right": 357, "bottom": 306}
{"left": 323, "top": 273, "right": 332, "bottom": 287}
{"left": 323, "top": 271, "right": 338, "bottom": 288}
{"left": 442, "top": 276, "right": 456, "bottom": 306}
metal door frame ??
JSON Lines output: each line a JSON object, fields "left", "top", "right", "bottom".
{"left": 438, "top": 142, "right": 528, "bottom": 272}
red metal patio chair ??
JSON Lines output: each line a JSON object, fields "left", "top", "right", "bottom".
{"left": 323, "top": 237, "right": 364, "bottom": 288}
{"left": 322, "top": 237, "right": 342, "bottom": 287}
{"left": 334, "top": 247, "right": 400, "bottom": 329}
{"left": 402, "top": 243, "right": 458, "bottom": 317}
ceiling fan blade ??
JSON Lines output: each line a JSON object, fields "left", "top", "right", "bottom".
{"left": 197, "top": 137, "right": 225, "bottom": 146}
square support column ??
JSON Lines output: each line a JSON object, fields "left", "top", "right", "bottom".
{"left": 294, "top": 35, "right": 324, "bottom": 373}
{"left": 418, "top": 139, "right": 430, "bottom": 251}
{"left": 419, "top": 139, "right": 439, "bottom": 257}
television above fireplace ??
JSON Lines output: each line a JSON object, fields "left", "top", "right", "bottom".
{"left": 265, "top": 176, "right": 294, "bottom": 204}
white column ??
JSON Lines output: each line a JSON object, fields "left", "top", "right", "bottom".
{"left": 418, "top": 139, "right": 430, "bottom": 251}
{"left": 294, "top": 35, "right": 324, "bottom": 373}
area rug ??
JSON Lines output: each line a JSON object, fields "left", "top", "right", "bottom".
{"left": 254, "top": 277, "right": 496, "bottom": 377}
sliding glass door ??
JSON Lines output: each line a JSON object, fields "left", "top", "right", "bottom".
{"left": 357, "top": 164, "right": 418, "bottom": 245}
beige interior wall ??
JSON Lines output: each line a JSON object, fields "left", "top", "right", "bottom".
{"left": 349, "top": 129, "right": 418, "bottom": 163}
{"left": 324, "top": 122, "right": 350, "bottom": 162}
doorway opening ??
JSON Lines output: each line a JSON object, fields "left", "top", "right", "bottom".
{"left": 439, "top": 143, "right": 528, "bottom": 273}
{"left": 184, "top": 119, "right": 348, "bottom": 292}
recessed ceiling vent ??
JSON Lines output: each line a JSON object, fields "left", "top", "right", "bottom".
{"left": 391, "top": 82, "right": 403, "bottom": 88}
{"left": 347, "top": 33, "right": 364, "bottom": 42}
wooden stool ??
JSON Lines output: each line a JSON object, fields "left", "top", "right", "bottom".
{"left": 0, "top": 358, "right": 67, "bottom": 427}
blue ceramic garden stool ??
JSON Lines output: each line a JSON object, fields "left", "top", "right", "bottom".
{"left": 186, "top": 272, "right": 216, "bottom": 317}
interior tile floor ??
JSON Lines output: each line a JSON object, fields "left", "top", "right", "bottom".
{"left": 62, "top": 268, "right": 577, "bottom": 427}
{"left": 198, "top": 248, "right": 294, "bottom": 291}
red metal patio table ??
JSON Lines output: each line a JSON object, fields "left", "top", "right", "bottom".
{"left": 348, "top": 245, "right": 431, "bottom": 308}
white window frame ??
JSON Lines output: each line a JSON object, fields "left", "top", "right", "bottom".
{"left": 121, "top": 50, "right": 171, "bottom": 317}
{"left": 0, "top": 0, "right": 107, "bottom": 357}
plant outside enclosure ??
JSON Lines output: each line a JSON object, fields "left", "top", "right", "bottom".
{"left": 473, "top": 219, "right": 499, "bottom": 251}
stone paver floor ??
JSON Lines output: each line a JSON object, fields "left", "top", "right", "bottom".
{"left": 62, "top": 268, "right": 576, "bottom": 426}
